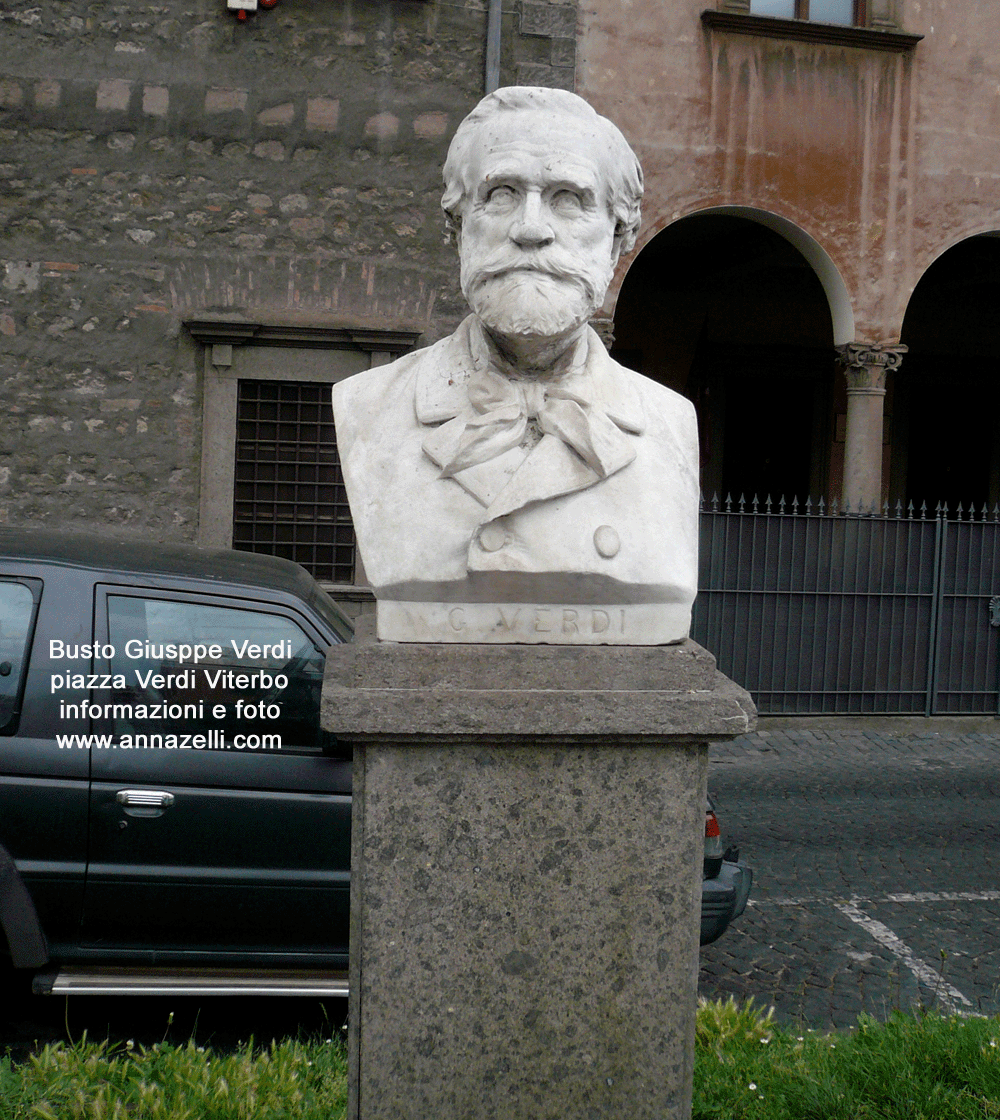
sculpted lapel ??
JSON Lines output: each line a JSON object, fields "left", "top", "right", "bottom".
{"left": 418, "top": 318, "right": 644, "bottom": 521}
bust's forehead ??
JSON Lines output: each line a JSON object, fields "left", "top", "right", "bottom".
{"left": 458, "top": 109, "right": 611, "bottom": 184}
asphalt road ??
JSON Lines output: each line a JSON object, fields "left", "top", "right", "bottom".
{"left": 699, "top": 724, "right": 1000, "bottom": 1029}
{"left": 3, "top": 723, "right": 997, "bottom": 1057}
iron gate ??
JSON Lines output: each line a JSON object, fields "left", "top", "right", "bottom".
{"left": 692, "top": 499, "right": 1000, "bottom": 716}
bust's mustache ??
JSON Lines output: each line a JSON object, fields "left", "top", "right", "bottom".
{"left": 465, "top": 254, "right": 601, "bottom": 304}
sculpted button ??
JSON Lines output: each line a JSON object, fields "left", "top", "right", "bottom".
{"left": 478, "top": 522, "right": 508, "bottom": 552}
{"left": 593, "top": 525, "right": 620, "bottom": 559}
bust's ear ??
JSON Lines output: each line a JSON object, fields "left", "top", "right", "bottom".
{"left": 610, "top": 221, "right": 626, "bottom": 267}
{"left": 612, "top": 218, "right": 638, "bottom": 263}
{"left": 443, "top": 209, "right": 462, "bottom": 248}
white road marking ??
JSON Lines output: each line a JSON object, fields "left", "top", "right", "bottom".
{"left": 886, "top": 890, "right": 1000, "bottom": 903}
{"left": 834, "top": 901, "right": 976, "bottom": 1017}
{"left": 753, "top": 890, "right": 1000, "bottom": 907}
{"left": 744, "top": 892, "right": 993, "bottom": 1016}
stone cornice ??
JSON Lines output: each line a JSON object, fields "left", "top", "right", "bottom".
{"left": 185, "top": 316, "right": 421, "bottom": 353}
{"left": 701, "top": 10, "right": 923, "bottom": 52}
{"left": 836, "top": 342, "right": 908, "bottom": 392}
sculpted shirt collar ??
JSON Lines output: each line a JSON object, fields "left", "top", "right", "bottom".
{"left": 415, "top": 316, "right": 645, "bottom": 432}
{"left": 416, "top": 316, "right": 645, "bottom": 522}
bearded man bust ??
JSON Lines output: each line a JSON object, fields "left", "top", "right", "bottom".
{"left": 333, "top": 87, "right": 699, "bottom": 645}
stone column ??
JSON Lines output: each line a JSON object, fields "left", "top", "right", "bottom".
{"left": 836, "top": 342, "right": 907, "bottom": 511}
{"left": 323, "top": 639, "right": 755, "bottom": 1120}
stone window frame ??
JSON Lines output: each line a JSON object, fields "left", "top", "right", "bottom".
{"left": 703, "top": 0, "right": 922, "bottom": 51}
{"left": 186, "top": 316, "right": 420, "bottom": 599}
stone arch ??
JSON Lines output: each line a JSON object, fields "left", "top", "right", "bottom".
{"left": 890, "top": 230, "right": 1000, "bottom": 510}
{"left": 608, "top": 205, "right": 851, "bottom": 503}
{"left": 611, "top": 204, "right": 855, "bottom": 346}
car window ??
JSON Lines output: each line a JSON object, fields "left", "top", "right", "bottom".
{"left": 105, "top": 595, "right": 336, "bottom": 754}
{"left": 0, "top": 580, "right": 39, "bottom": 735}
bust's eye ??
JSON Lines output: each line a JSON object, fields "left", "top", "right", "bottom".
{"left": 485, "top": 185, "right": 518, "bottom": 208}
{"left": 551, "top": 189, "right": 584, "bottom": 213}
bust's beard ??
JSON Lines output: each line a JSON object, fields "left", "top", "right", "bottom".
{"left": 466, "top": 272, "right": 599, "bottom": 341}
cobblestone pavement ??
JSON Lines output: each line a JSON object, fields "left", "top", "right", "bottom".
{"left": 699, "top": 723, "right": 1000, "bottom": 1030}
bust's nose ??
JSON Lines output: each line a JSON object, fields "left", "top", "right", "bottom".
{"left": 509, "top": 190, "right": 554, "bottom": 248}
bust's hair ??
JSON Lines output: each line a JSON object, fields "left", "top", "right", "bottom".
{"left": 441, "top": 86, "right": 643, "bottom": 255}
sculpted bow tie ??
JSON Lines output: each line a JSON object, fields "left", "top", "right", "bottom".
{"left": 436, "top": 363, "right": 635, "bottom": 480}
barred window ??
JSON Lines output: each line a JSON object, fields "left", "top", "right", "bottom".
{"left": 233, "top": 380, "right": 355, "bottom": 583}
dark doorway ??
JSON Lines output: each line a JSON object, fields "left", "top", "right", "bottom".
{"left": 721, "top": 375, "right": 815, "bottom": 503}
{"left": 611, "top": 213, "right": 837, "bottom": 503}
{"left": 897, "top": 235, "right": 1000, "bottom": 512}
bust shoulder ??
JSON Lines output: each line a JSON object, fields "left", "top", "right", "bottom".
{"left": 615, "top": 358, "right": 695, "bottom": 416}
{"left": 333, "top": 319, "right": 475, "bottom": 418}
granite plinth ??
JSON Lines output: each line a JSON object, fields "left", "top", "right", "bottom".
{"left": 322, "top": 640, "right": 756, "bottom": 1120}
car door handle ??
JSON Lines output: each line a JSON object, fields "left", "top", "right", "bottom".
{"left": 116, "top": 789, "right": 175, "bottom": 814}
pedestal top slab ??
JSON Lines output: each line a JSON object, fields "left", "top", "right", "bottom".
{"left": 322, "top": 638, "right": 756, "bottom": 742}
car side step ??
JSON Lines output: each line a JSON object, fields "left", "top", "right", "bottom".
{"left": 33, "top": 966, "right": 349, "bottom": 998}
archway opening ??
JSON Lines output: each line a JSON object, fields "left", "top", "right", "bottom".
{"left": 612, "top": 211, "right": 838, "bottom": 503}
{"left": 896, "top": 234, "right": 1000, "bottom": 512}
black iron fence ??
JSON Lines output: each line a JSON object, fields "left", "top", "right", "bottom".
{"left": 692, "top": 498, "right": 1000, "bottom": 716}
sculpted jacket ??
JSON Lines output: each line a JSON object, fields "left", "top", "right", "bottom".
{"left": 333, "top": 316, "right": 700, "bottom": 644}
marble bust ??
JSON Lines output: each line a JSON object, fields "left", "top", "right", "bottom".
{"left": 333, "top": 87, "right": 699, "bottom": 644}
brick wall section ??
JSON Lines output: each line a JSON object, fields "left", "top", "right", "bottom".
{"left": 0, "top": 0, "right": 577, "bottom": 538}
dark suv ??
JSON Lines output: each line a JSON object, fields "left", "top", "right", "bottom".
{"left": 0, "top": 530, "right": 749, "bottom": 998}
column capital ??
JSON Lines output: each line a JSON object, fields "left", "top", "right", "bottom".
{"left": 835, "top": 341, "right": 908, "bottom": 393}
{"left": 589, "top": 316, "right": 615, "bottom": 351}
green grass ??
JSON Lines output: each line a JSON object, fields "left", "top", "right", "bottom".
{"left": 1, "top": 1002, "right": 997, "bottom": 1119}
{"left": 0, "top": 1035, "right": 348, "bottom": 1120}
{"left": 694, "top": 997, "right": 1000, "bottom": 1119}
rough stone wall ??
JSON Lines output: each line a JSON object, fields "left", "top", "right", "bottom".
{"left": 0, "top": 0, "right": 578, "bottom": 538}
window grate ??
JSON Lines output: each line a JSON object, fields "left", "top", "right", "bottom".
{"left": 233, "top": 380, "right": 355, "bottom": 583}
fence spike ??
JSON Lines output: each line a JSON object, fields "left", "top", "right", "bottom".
{"left": 791, "top": 495, "right": 799, "bottom": 515}
{"left": 805, "top": 495, "right": 813, "bottom": 515}
{"left": 982, "top": 502, "right": 990, "bottom": 523}
{"left": 725, "top": 492, "right": 734, "bottom": 513}
{"left": 764, "top": 493, "right": 772, "bottom": 514}
{"left": 883, "top": 500, "right": 890, "bottom": 517}
{"left": 993, "top": 502, "right": 1000, "bottom": 523}
{"left": 711, "top": 492, "right": 720, "bottom": 512}
{"left": 817, "top": 496, "right": 825, "bottom": 515}
{"left": 894, "top": 499, "right": 903, "bottom": 518}
{"left": 738, "top": 493, "right": 746, "bottom": 513}
{"left": 751, "top": 494, "right": 759, "bottom": 513}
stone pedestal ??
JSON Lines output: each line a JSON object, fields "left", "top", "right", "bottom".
{"left": 322, "top": 639, "right": 755, "bottom": 1120}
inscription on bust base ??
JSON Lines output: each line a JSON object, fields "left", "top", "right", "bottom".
{"left": 377, "top": 601, "right": 692, "bottom": 645}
